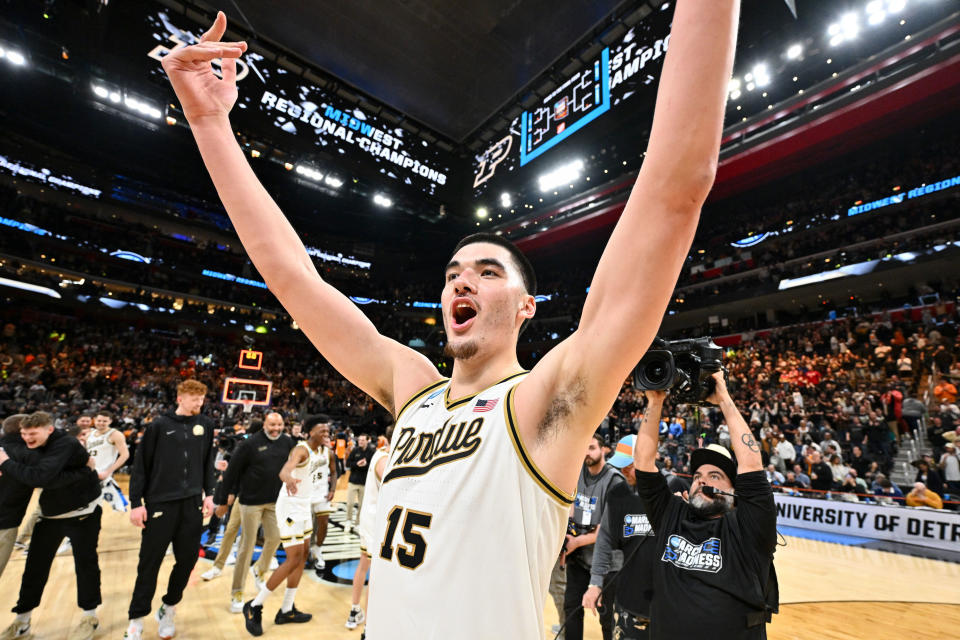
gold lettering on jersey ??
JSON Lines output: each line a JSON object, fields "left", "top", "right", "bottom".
{"left": 384, "top": 417, "right": 484, "bottom": 483}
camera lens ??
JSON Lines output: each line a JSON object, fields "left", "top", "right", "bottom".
{"left": 647, "top": 362, "right": 668, "bottom": 385}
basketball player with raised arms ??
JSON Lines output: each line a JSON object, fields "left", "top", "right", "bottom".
{"left": 161, "top": 1, "right": 740, "bottom": 636}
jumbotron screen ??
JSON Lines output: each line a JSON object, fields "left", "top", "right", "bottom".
{"left": 472, "top": 4, "right": 674, "bottom": 197}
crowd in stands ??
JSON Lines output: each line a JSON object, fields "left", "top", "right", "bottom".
{"left": 3, "top": 275, "right": 958, "bottom": 510}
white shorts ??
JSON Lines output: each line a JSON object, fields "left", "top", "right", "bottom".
{"left": 311, "top": 499, "right": 332, "bottom": 515}
{"left": 276, "top": 496, "right": 312, "bottom": 545}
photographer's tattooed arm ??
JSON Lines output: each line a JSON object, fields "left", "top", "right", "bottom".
{"left": 708, "top": 372, "right": 763, "bottom": 473}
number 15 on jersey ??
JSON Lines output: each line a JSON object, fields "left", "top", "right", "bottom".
{"left": 379, "top": 506, "right": 433, "bottom": 570}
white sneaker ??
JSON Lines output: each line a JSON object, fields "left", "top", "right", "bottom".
{"left": 0, "top": 620, "right": 30, "bottom": 639}
{"left": 201, "top": 566, "right": 222, "bottom": 581}
{"left": 155, "top": 604, "right": 175, "bottom": 640}
{"left": 310, "top": 545, "right": 325, "bottom": 570}
{"left": 250, "top": 564, "right": 265, "bottom": 591}
{"left": 345, "top": 606, "right": 365, "bottom": 630}
{"left": 230, "top": 591, "right": 244, "bottom": 614}
{"left": 225, "top": 551, "right": 238, "bottom": 566}
{"left": 268, "top": 557, "right": 278, "bottom": 571}
{"left": 122, "top": 622, "right": 142, "bottom": 640}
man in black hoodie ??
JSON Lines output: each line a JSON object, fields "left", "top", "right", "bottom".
{"left": 0, "top": 411, "right": 103, "bottom": 640}
{"left": 0, "top": 413, "right": 29, "bottom": 579}
{"left": 124, "top": 379, "right": 217, "bottom": 640}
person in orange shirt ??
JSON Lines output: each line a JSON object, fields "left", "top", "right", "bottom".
{"left": 933, "top": 377, "right": 957, "bottom": 405}
{"left": 905, "top": 482, "right": 943, "bottom": 509}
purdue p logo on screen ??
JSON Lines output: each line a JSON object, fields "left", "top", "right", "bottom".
{"left": 662, "top": 535, "right": 722, "bottom": 573}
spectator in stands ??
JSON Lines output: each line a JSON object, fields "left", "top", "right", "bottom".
{"left": 807, "top": 451, "right": 834, "bottom": 494}
{"left": 938, "top": 443, "right": 959, "bottom": 496}
{"left": 791, "top": 464, "right": 811, "bottom": 489}
{"left": 934, "top": 377, "right": 957, "bottom": 405}
{"left": 764, "top": 464, "right": 784, "bottom": 486}
{"left": 912, "top": 459, "right": 944, "bottom": 497}
{"left": 873, "top": 477, "right": 905, "bottom": 506}
{"left": 905, "top": 482, "right": 943, "bottom": 509}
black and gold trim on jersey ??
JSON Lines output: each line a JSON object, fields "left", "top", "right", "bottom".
{"left": 443, "top": 370, "right": 528, "bottom": 411}
{"left": 504, "top": 383, "right": 575, "bottom": 507}
{"left": 394, "top": 378, "right": 449, "bottom": 422}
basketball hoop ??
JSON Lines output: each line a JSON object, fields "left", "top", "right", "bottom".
{"left": 241, "top": 399, "right": 254, "bottom": 414}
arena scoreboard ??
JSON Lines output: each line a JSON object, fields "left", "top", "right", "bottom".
{"left": 521, "top": 49, "right": 611, "bottom": 166}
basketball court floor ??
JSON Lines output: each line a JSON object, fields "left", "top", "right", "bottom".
{"left": 2, "top": 476, "right": 957, "bottom": 639}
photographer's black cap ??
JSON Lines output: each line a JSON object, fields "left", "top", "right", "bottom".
{"left": 691, "top": 444, "right": 737, "bottom": 486}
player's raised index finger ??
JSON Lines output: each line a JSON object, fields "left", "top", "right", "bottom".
{"left": 199, "top": 10, "right": 226, "bottom": 43}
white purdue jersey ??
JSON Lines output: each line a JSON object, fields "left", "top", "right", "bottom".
{"left": 365, "top": 372, "right": 572, "bottom": 640}
{"left": 86, "top": 428, "right": 119, "bottom": 476}
{"left": 309, "top": 444, "right": 332, "bottom": 498}
{"left": 357, "top": 447, "right": 389, "bottom": 555}
{"left": 279, "top": 441, "right": 325, "bottom": 504}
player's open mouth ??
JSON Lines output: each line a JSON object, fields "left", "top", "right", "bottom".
{"left": 451, "top": 298, "right": 478, "bottom": 330}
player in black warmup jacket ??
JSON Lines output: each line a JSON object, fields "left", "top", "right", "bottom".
{"left": 124, "top": 379, "right": 217, "bottom": 640}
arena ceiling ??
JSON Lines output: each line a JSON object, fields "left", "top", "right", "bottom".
{"left": 210, "top": 0, "right": 635, "bottom": 142}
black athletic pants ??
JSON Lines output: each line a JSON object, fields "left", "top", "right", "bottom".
{"left": 128, "top": 496, "right": 202, "bottom": 620}
{"left": 14, "top": 506, "right": 102, "bottom": 613}
{"left": 564, "top": 561, "right": 614, "bottom": 640}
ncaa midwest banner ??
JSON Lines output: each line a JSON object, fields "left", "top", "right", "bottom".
{"left": 774, "top": 494, "right": 960, "bottom": 552}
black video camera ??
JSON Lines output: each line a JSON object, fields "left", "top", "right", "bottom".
{"left": 633, "top": 337, "right": 723, "bottom": 405}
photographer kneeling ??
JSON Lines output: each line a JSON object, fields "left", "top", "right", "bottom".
{"left": 634, "top": 372, "right": 778, "bottom": 639}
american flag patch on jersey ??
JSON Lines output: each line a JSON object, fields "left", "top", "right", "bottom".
{"left": 473, "top": 398, "right": 499, "bottom": 412}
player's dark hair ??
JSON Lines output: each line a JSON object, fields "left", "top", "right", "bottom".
{"left": 450, "top": 233, "right": 537, "bottom": 297}
{"left": 95, "top": 410, "right": 113, "bottom": 420}
{"left": 303, "top": 414, "right": 332, "bottom": 432}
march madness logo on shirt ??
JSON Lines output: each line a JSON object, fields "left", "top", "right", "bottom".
{"left": 661, "top": 535, "right": 722, "bottom": 573}
{"left": 623, "top": 513, "right": 654, "bottom": 537}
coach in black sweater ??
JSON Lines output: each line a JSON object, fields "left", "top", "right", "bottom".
{"left": 214, "top": 411, "right": 292, "bottom": 598}
{"left": 125, "top": 380, "right": 217, "bottom": 640}
{"left": 0, "top": 411, "right": 102, "bottom": 639}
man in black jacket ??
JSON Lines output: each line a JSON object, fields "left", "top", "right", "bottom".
{"left": 344, "top": 433, "right": 373, "bottom": 530}
{"left": 634, "top": 373, "right": 778, "bottom": 639}
{"left": 209, "top": 411, "right": 292, "bottom": 613}
{"left": 0, "top": 413, "right": 29, "bottom": 579}
{"left": 0, "top": 411, "right": 103, "bottom": 640}
{"left": 124, "top": 379, "right": 217, "bottom": 640}
{"left": 584, "top": 393, "right": 668, "bottom": 639}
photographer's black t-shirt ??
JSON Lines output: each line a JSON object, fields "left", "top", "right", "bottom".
{"left": 635, "top": 470, "right": 777, "bottom": 639}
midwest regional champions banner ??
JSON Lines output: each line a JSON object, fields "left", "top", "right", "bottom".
{"left": 774, "top": 494, "right": 960, "bottom": 552}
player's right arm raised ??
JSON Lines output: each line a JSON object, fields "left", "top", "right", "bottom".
{"left": 161, "top": 12, "right": 440, "bottom": 414}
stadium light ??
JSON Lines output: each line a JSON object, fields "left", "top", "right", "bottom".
{"left": 92, "top": 85, "right": 109, "bottom": 99}
{"left": 786, "top": 43, "right": 803, "bottom": 60}
{"left": 538, "top": 159, "right": 584, "bottom": 193}
{"left": 866, "top": 1, "right": 886, "bottom": 25}
{"left": 4, "top": 50, "right": 26, "bottom": 66}
{"left": 752, "top": 63, "right": 771, "bottom": 88}
{"left": 500, "top": 193, "right": 511, "bottom": 207}
{"left": 295, "top": 165, "right": 323, "bottom": 181}
{"left": 324, "top": 176, "right": 343, "bottom": 188}
{"left": 373, "top": 194, "right": 393, "bottom": 208}
{"left": 828, "top": 12, "right": 860, "bottom": 46}
{"left": 476, "top": 207, "right": 488, "bottom": 219}
{"left": 887, "top": 0, "right": 907, "bottom": 14}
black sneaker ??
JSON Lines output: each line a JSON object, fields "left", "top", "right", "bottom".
{"left": 242, "top": 600, "right": 263, "bottom": 636}
{"left": 274, "top": 605, "right": 312, "bottom": 625}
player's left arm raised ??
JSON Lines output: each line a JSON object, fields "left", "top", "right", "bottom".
{"left": 517, "top": 0, "right": 740, "bottom": 488}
